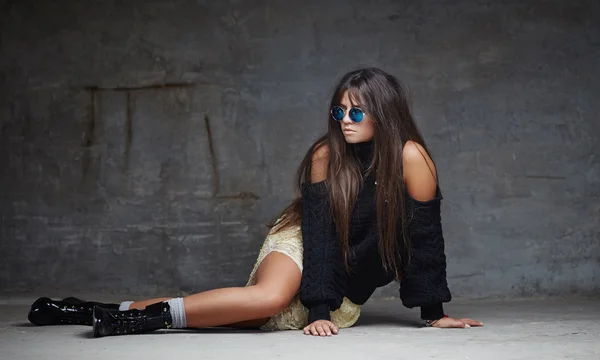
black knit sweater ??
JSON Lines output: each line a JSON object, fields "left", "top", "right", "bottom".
{"left": 299, "top": 140, "right": 452, "bottom": 323}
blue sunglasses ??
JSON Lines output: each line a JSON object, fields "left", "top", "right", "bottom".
{"left": 330, "top": 106, "right": 365, "bottom": 123}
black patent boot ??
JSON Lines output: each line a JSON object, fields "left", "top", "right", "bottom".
{"left": 28, "top": 297, "right": 120, "bottom": 326}
{"left": 92, "top": 301, "right": 172, "bottom": 338}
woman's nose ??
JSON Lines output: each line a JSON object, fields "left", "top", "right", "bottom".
{"left": 341, "top": 113, "right": 354, "bottom": 124}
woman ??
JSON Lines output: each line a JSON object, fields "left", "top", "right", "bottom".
{"left": 28, "top": 67, "right": 482, "bottom": 337}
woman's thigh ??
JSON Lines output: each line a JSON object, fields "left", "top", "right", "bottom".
{"left": 254, "top": 251, "right": 302, "bottom": 295}
{"left": 225, "top": 251, "right": 302, "bottom": 329}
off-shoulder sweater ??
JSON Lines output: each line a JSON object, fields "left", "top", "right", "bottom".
{"left": 298, "top": 140, "right": 452, "bottom": 323}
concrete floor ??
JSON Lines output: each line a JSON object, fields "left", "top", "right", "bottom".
{"left": 0, "top": 295, "right": 599, "bottom": 360}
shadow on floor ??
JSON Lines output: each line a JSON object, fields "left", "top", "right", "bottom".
{"left": 354, "top": 310, "right": 421, "bottom": 328}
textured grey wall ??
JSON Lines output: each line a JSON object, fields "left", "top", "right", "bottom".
{"left": 1, "top": 0, "right": 599, "bottom": 300}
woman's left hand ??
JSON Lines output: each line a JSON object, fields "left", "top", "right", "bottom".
{"left": 431, "top": 316, "right": 483, "bottom": 328}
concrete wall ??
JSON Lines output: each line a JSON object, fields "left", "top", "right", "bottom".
{"left": 1, "top": 0, "right": 599, "bottom": 299}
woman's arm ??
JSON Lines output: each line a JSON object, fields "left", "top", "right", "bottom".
{"left": 400, "top": 141, "right": 451, "bottom": 320}
{"left": 299, "top": 144, "right": 347, "bottom": 324}
{"left": 400, "top": 141, "right": 482, "bottom": 329}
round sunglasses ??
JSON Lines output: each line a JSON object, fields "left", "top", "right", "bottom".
{"left": 330, "top": 105, "right": 365, "bottom": 123}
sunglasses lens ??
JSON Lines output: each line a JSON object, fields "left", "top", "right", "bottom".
{"left": 349, "top": 108, "right": 364, "bottom": 122}
{"left": 331, "top": 106, "right": 344, "bottom": 121}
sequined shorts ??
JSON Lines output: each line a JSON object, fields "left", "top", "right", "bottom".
{"left": 245, "top": 221, "right": 361, "bottom": 331}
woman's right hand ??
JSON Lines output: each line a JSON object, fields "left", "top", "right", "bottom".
{"left": 303, "top": 320, "right": 339, "bottom": 336}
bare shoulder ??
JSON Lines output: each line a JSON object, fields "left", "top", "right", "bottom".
{"left": 402, "top": 140, "right": 438, "bottom": 201}
{"left": 310, "top": 142, "right": 329, "bottom": 183}
{"left": 312, "top": 142, "right": 330, "bottom": 162}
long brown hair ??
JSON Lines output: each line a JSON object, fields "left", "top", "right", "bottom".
{"left": 267, "top": 67, "right": 436, "bottom": 280}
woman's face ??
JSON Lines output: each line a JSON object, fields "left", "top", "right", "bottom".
{"left": 336, "top": 90, "right": 375, "bottom": 144}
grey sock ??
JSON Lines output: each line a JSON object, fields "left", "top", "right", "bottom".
{"left": 167, "top": 297, "right": 187, "bottom": 328}
{"left": 119, "top": 301, "right": 134, "bottom": 311}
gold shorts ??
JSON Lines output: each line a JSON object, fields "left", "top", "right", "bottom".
{"left": 245, "top": 221, "right": 361, "bottom": 331}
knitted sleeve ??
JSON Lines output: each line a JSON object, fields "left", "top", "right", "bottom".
{"left": 399, "top": 187, "right": 452, "bottom": 320}
{"left": 298, "top": 180, "right": 347, "bottom": 323}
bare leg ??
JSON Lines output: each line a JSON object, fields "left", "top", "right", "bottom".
{"left": 184, "top": 252, "right": 301, "bottom": 328}
{"left": 130, "top": 299, "right": 268, "bottom": 329}
{"left": 129, "top": 298, "right": 171, "bottom": 310}
{"left": 125, "top": 252, "right": 301, "bottom": 329}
